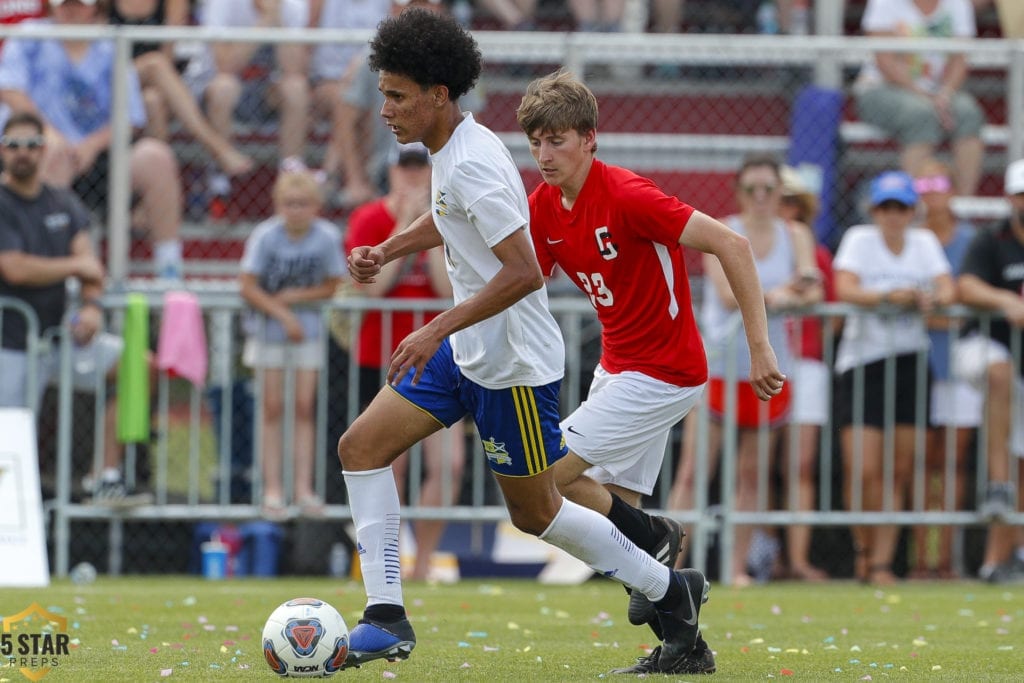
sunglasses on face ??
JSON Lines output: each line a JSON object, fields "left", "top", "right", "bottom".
{"left": 0, "top": 135, "right": 44, "bottom": 150}
{"left": 741, "top": 183, "right": 778, "bottom": 196}
{"left": 913, "top": 175, "right": 952, "bottom": 194}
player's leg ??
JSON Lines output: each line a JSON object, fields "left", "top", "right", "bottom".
{"left": 339, "top": 341, "right": 466, "bottom": 667}
{"left": 471, "top": 377, "right": 708, "bottom": 673}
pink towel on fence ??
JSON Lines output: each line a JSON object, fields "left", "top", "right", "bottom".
{"left": 157, "top": 291, "right": 208, "bottom": 387}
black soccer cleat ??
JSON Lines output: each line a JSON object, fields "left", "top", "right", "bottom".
{"left": 342, "top": 616, "right": 416, "bottom": 669}
{"left": 656, "top": 568, "right": 710, "bottom": 673}
{"left": 606, "top": 632, "right": 716, "bottom": 676}
{"left": 628, "top": 516, "right": 686, "bottom": 639}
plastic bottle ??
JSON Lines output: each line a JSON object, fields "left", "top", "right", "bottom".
{"left": 757, "top": 2, "right": 779, "bottom": 35}
{"left": 790, "top": 0, "right": 810, "bottom": 36}
{"left": 329, "top": 543, "right": 349, "bottom": 578}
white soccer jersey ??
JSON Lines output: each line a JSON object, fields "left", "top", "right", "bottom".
{"left": 428, "top": 113, "right": 564, "bottom": 389}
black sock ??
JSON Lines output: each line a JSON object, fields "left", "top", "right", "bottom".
{"left": 364, "top": 604, "right": 406, "bottom": 624}
{"left": 654, "top": 571, "right": 683, "bottom": 612}
{"left": 607, "top": 493, "right": 657, "bottom": 553}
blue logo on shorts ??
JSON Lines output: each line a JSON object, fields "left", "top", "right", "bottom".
{"left": 483, "top": 437, "right": 512, "bottom": 466}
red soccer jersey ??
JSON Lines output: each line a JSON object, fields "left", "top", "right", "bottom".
{"left": 345, "top": 199, "right": 442, "bottom": 368}
{"left": 529, "top": 159, "right": 707, "bottom": 387}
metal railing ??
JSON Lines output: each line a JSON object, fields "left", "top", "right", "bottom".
{"left": 40, "top": 291, "right": 1022, "bottom": 582}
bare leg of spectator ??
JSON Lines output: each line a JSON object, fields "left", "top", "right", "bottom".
{"left": 476, "top": 0, "right": 536, "bottom": 28}
{"left": 786, "top": 423, "right": 828, "bottom": 580}
{"left": 900, "top": 142, "right": 936, "bottom": 183}
{"left": 335, "top": 99, "right": 378, "bottom": 208}
{"left": 130, "top": 138, "right": 183, "bottom": 276}
{"left": 205, "top": 72, "right": 244, "bottom": 156}
{"left": 952, "top": 135, "right": 983, "bottom": 196}
{"left": 667, "top": 409, "right": 722, "bottom": 554}
{"left": 412, "top": 424, "right": 466, "bottom": 580}
{"left": 980, "top": 360, "right": 1015, "bottom": 573}
{"left": 134, "top": 52, "right": 253, "bottom": 177}
{"left": 274, "top": 45, "right": 311, "bottom": 162}
{"left": 260, "top": 368, "right": 286, "bottom": 516}
{"left": 292, "top": 369, "right": 322, "bottom": 513}
{"left": 141, "top": 86, "right": 170, "bottom": 142}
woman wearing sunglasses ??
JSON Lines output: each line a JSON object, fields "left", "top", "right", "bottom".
{"left": 674, "top": 153, "right": 820, "bottom": 586}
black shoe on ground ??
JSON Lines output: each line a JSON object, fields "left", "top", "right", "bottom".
{"left": 628, "top": 516, "right": 686, "bottom": 638}
{"left": 343, "top": 616, "right": 416, "bottom": 669}
{"left": 607, "top": 630, "right": 716, "bottom": 675}
{"left": 657, "top": 568, "right": 710, "bottom": 672}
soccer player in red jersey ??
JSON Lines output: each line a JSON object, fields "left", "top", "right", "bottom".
{"left": 517, "top": 69, "right": 786, "bottom": 675}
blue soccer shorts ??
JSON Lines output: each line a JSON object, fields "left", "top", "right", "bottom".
{"left": 388, "top": 338, "right": 567, "bottom": 477}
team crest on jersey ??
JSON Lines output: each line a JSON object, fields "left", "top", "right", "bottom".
{"left": 594, "top": 226, "right": 618, "bottom": 260}
{"left": 434, "top": 189, "right": 449, "bottom": 217}
{"left": 482, "top": 437, "right": 512, "bottom": 466}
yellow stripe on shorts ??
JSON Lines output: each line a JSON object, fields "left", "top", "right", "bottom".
{"left": 512, "top": 386, "right": 548, "bottom": 475}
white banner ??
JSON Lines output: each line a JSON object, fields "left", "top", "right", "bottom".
{"left": 0, "top": 408, "right": 50, "bottom": 587}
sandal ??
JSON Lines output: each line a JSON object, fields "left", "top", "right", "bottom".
{"left": 261, "top": 495, "right": 288, "bottom": 521}
{"left": 297, "top": 494, "right": 325, "bottom": 518}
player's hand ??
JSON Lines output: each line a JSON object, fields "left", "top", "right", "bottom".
{"left": 748, "top": 344, "right": 785, "bottom": 401}
{"left": 347, "top": 246, "right": 385, "bottom": 284}
{"left": 387, "top": 325, "right": 443, "bottom": 386}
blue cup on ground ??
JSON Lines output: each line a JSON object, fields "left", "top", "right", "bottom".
{"left": 201, "top": 541, "right": 229, "bottom": 580}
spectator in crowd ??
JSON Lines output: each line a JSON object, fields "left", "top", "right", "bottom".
{"left": 570, "top": 0, "right": 623, "bottom": 32}
{"left": 955, "top": 158, "right": 1024, "bottom": 583}
{"left": 669, "top": 154, "right": 819, "bottom": 586}
{"left": 833, "top": 170, "right": 954, "bottom": 585}
{"left": 185, "top": 0, "right": 310, "bottom": 207}
{"left": 345, "top": 142, "right": 465, "bottom": 582}
{"left": 0, "top": 111, "right": 140, "bottom": 503}
{"left": 853, "top": 0, "right": 985, "bottom": 195}
{"left": 475, "top": 0, "right": 536, "bottom": 29}
{"left": 239, "top": 163, "right": 344, "bottom": 519}
{"left": 776, "top": 164, "right": 832, "bottom": 581}
{"left": 0, "top": 0, "right": 184, "bottom": 279}
{"left": 911, "top": 157, "right": 979, "bottom": 579}
{"left": 108, "top": 0, "right": 253, "bottom": 177}
{"left": 307, "top": 0, "right": 390, "bottom": 189}
{"left": 333, "top": 0, "right": 483, "bottom": 208}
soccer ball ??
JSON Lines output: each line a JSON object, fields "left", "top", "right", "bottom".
{"left": 262, "top": 598, "right": 349, "bottom": 678}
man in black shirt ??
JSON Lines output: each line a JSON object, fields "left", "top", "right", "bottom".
{"left": 0, "top": 111, "right": 128, "bottom": 502}
{"left": 958, "top": 157, "right": 1024, "bottom": 582}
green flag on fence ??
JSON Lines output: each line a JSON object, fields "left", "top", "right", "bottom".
{"left": 117, "top": 293, "right": 150, "bottom": 443}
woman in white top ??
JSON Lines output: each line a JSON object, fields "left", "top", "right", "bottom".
{"left": 833, "top": 170, "right": 954, "bottom": 584}
{"left": 671, "top": 154, "right": 820, "bottom": 586}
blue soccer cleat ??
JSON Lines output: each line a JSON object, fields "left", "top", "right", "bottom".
{"left": 343, "top": 617, "right": 416, "bottom": 669}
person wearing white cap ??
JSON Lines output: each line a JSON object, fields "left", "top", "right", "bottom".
{"left": 955, "top": 158, "right": 1024, "bottom": 583}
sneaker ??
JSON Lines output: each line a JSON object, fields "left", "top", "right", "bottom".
{"left": 607, "top": 631, "right": 716, "bottom": 675}
{"left": 979, "top": 558, "right": 1024, "bottom": 584}
{"left": 628, "top": 516, "right": 686, "bottom": 637}
{"left": 343, "top": 617, "right": 416, "bottom": 669}
{"left": 87, "top": 480, "right": 153, "bottom": 507}
{"left": 979, "top": 482, "right": 1016, "bottom": 521}
{"left": 656, "top": 568, "right": 711, "bottom": 673}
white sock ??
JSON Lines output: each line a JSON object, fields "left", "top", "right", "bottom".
{"left": 539, "top": 497, "right": 670, "bottom": 602}
{"left": 153, "top": 240, "right": 183, "bottom": 275}
{"left": 343, "top": 467, "right": 404, "bottom": 608}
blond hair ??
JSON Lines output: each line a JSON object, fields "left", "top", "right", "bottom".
{"left": 516, "top": 69, "right": 598, "bottom": 150}
{"left": 272, "top": 168, "right": 323, "bottom": 207}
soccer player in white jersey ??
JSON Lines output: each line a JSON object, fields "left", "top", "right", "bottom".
{"left": 337, "top": 8, "right": 721, "bottom": 672}
{"left": 517, "top": 70, "right": 787, "bottom": 674}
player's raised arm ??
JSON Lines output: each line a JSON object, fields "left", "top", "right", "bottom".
{"left": 679, "top": 209, "right": 785, "bottom": 400}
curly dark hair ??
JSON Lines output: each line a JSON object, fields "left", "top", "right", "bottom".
{"left": 368, "top": 7, "right": 481, "bottom": 101}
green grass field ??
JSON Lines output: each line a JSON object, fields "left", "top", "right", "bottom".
{"left": 1, "top": 577, "right": 1022, "bottom": 681}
